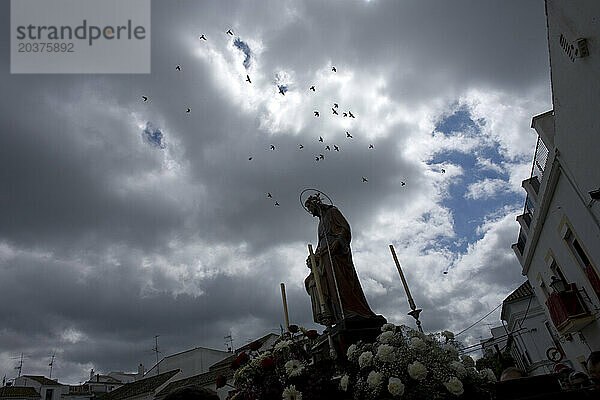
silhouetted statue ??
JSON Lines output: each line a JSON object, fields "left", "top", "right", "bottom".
{"left": 304, "top": 195, "right": 377, "bottom": 326}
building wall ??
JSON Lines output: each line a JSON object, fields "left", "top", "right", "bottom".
{"left": 546, "top": 0, "right": 600, "bottom": 218}
{"left": 145, "top": 348, "right": 230, "bottom": 380}
{"left": 503, "top": 299, "right": 556, "bottom": 375}
{"left": 107, "top": 372, "right": 136, "bottom": 384}
{"left": 512, "top": 0, "right": 600, "bottom": 372}
{"left": 526, "top": 169, "right": 600, "bottom": 368}
{"left": 481, "top": 326, "right": 508, "bottom": 358}
{"left": 13, "top": 378, "right": 66, "bottom": 400}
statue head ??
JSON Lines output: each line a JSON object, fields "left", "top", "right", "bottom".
{"left": 304, "top": 194, "right": 323, "bottom": 217}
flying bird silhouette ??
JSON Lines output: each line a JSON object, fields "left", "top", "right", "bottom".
{"left": 315, "top": 156, "right": 320, "bottom": 161}
{"left": 333, "top": 103, "right": 338, "bottom": 108}
{"left": 246, "top": 75, "right": 251, "bottom": 83}
{"left": 299, "top": 144, "right": 304, "bottom": 149}
{"left": 343, "top": 112, "right": 348, "bottom": 117}
{"left": 267, "top": 193, "right": 272, "bottom": 198}
{"left": 441, "top": 168, "right": 446, "bottom": 174}
{"left": 227, "top": 29, "right": 234, "bottom": 35}
{"left": 362, "top": 177, "right": 368, "bottom": 182}
{"left": 369, "top": 144, "right": 374, "bottom": 149}
{"left": 175, "top": 65, "right": 181, "bottom": 71}
{"left": 348, "top": 111, "right": 355, "bottom": 118}
{"left": 199, "top": 34, "right": 207, "bottom": 40}
{"left": 248, "top": 156, "right": 253, "bottom": 160}
{"left": 279, "top": 87, "right": 286, "bottom": 95}
{"left": 274, "top": 201, "right": 280, "bottom": 206}
{"left": 325, "top": 145, "right": 331, "bottom": 151}
{"left": 319, "top": 136, "right": 323, "bottom": 142}
{"left": 346, "top": 132, "right": 353, "bottom": 138}
{"left": 314, "top": 111, "right": 320, "bottom": 117}
{"left": 333, "top": 145, "right": 340, "bottom": 151}
{"left": 401, "top": 181, "right": 406, "bottom": 186}
{"left": 309, "top": 86, "right": 316, "bottom": 91}
{"left": 186, "top": 108, "right": 191, "bottom": 113}
{"left": 270, "top": 144, "right": 276, "bottom": 150}
{"left": 332, "top": 66, "right": 336, "bottom": 72}
{"left": 332, "top": 108, "right": 338, "bottom": 115}
{"left": 319, "top": 154, "right": 324, "bottom": 160}
{"left": 141, "top": 96, "right": 148, "bottom": 102}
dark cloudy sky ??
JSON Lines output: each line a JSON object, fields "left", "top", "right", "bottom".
{"left": 1, "top": 0, "right": 552, "bottom": 385}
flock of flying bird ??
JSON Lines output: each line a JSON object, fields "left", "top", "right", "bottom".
{"left": 140, "top": 28, "right": 418, "bottom": 208}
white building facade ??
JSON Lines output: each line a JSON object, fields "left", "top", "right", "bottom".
{"left": 13, "top": 376, "right": 67, "bottom": 400}
{"left": 500, "top": 281, "right": 559, "bottom": 375}
{"left": 512, "top": 0, "right": 600, "bottom": 372}
{"left": 144, "top": 347, "right": 231, "bottom": 381}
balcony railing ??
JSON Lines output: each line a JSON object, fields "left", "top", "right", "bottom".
{"left": 516, "top": 230, "right": 526, "bottom": 254}
{"left": 514, "top": 136, "right": 549, "bottom": 259}
{"left": 545, "top": 283, "right": 594, "bottom": 334}
{"left": 530, "top": 135, "right": 549, "bottom": 182}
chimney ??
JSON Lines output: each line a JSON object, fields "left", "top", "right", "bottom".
{"left": 90, "top": 369, "right": 94, "bottom": 381}
{"left": 137, "top": 364, "right": 144, "bottom": 380}
{"left": 96, "top": 374, "right": 99, "bottom": 383}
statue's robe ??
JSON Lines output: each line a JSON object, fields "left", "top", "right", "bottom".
{"left": 305, "top": 205, "right": 376, "bottom": 325}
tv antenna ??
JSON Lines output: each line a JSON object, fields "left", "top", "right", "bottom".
{"left": 152, "top": 335, "right": 162, "bottom": 375}
{"left": 48, "top": 351, "right": 56, "bottom": 379}
{"left": 12, "top": 353, "right": 26, "bottom": 378}
{"left": 224, "top": 332, "right": 234, "bottom": 352}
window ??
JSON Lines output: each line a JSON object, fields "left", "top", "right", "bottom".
{"left": 563, "top": 226, "right": 600, "bottom": 300}
{"left": 550, "top": 260, "right": 568, "bottom": 286}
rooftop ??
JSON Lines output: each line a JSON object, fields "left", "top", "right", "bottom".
{"left": 0, "top": 387, "right": 40, "bottom": 398}
{"left": 154, "top": 370, "right": 224, "bottom": 400}
{"left": 22, "top": 376, "right": 63, "bottom": 386}
{"left": 501, "top": 280, "right": 534, "bottom": 321}
{"left": 96, "top": 369, "right": 179, "bottom": 400}
{"left": 503, "top": 280, "right": 534, "bottom": 304}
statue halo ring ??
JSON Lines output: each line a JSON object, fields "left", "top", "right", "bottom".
{"left": 300, "top": 188, "right": 333, "bottom": 213}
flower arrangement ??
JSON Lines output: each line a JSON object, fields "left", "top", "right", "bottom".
{"left": 338, "top": 324, "right": 495, "bottom": 399}
{"left": 226, "top": 323, "right": 495, "bottom": 400}
{"left": 226, "top": 326, "right": 337, "bottom": 400}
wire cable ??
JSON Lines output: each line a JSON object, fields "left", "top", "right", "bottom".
{"left": 455, "top": 303, "right": 502, "bottom": 337}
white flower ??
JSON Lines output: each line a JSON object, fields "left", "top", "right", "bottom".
{"left": 346, "top": 344, "right": 358, "bottom": 359}
{"left": 376, "top": 344, "right": 396, "bottom": 362}
{"left": 233, "top": 364, "right": 250, "bottom": 385}
{"left": 441, "top": 330, "right": 455, "bottom": 341}
{"left": 250, "top": 351, "right": 271, "bottom": 369}
{"left": 480, "top": 368, "right": 496, "bottom": 382}
{"left": 340, "top": 374, "right": 350, "bottom": 392}
{"left": 408, "top": 361, "right": 427, "bottom": 380}
{"left": 358, "top": 351, "right": 374, "bottom": 369}
{"left": 367, "top": 371, "right": 382, "bottom": 388}
{"left": 444, "top": 377, "right": 464, "bottom": 396}
{"left": 274, "top": 340, "right": 293, "bottom": 351}
{"left": 387, "top": 377, "right": 405, "bottom": 397}
{"left": 460, "top": 355, "right": 475, "bottom": 368}
{"left": 282, "top": 384, "right": 302, "bottom": 400}
{"left": 381, "top": 323, "right": 396, "bottom": 332}
{"left": 410, "top": 337, "right": 426, "bottom": 351}
{"left": 284, "top": 359, "right": 304, "bottom": 377}
{"left": 450, "top": 361, "right": 467, "bottom": 378}
{"left": 378, "top": 330, "right": 394, "bottom": 344}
